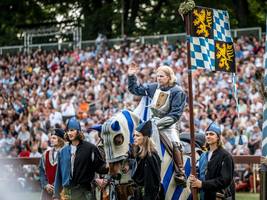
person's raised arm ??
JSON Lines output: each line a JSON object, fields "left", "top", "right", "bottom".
{"left": 128, "top": 62, "right": 148, "bottom": 96}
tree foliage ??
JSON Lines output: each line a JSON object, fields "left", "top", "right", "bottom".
{"left": 0, "top": 0, "right": 266, "bottom": 46}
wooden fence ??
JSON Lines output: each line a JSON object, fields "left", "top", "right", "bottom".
{"left": 0, "top": 156, "right": 262, "bottom": 193}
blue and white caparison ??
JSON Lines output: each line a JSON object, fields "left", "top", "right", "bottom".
{"left": 93, "top": 97, "right": 194, "bottom": 200}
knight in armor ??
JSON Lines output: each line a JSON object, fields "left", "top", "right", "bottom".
{"left": 39, "top": 128, "right": 65, "bottom": 200}
{"left": 128, "top": 64, "right": 187, "bottom": 187}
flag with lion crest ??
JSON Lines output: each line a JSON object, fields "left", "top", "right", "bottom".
{"left": 188, "top": 6, "right": 235, "bottom": 73}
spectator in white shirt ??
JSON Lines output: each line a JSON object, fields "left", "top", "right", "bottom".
{"left": 232, "top": 128, "right": 249, "bottom": 155}
{"left": 49, "top": 107, "right": 63, "bottom": 128}
{"left": 4, "top": 133, "right": 16, "bottom": 153}
{"left": 60, "top": 98, "right": 76, "bottom": 122}
{"left": 248, "top": 126, "right": 261, "bottom": 155}
{"left": 17, "top": 125, "right": 31, "bottom": 144}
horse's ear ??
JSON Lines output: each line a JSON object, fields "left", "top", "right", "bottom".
{"left": 129, "top": 111, "right": 140, "bottom": 126}
{"left": 89, "top": 124, "right": 102, "bottom": 133}
{"left": 111, "top": 120, "right": 120, "bottom": 131}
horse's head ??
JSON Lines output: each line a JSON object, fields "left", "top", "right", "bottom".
{"left": 91, "top": 110, "right": 141, "bottom": 178}
{"left": 91, "top": 109, "right": 140, "bottom": 164}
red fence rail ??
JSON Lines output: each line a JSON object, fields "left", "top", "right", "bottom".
{"left": 0, "top": 157, "right": 40, "bottom": 165}
{"left": 0, "top": 156, "right": 262, "bottom": 166}
{"left": 0, "top": 156, "right": 262, "bottom": 193}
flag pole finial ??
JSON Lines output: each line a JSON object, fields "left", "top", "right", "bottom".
{"left": 178, "top": 0, "right": 195, "bottom": 16}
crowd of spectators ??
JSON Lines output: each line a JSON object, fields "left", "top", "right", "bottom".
{"left": 0, "top": 34, "right": 265, "bottom": 162}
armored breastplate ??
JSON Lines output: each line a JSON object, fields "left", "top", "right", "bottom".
{"left": 150, "top": 88, "right": 171, "bottom": 118}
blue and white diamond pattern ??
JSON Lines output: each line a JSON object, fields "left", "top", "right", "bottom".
{"left": 190, "top": 37, "right": 215, "bottom": 70}
{"left": 213, "top": 9, "right": 232, "bottom": 43}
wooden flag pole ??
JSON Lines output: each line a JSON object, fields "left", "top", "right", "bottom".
{"left": 185, "top": 13, "right": 198, "bottom": 200}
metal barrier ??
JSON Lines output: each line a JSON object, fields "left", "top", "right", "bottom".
{"left": 28, "top": 42, "right": 74, "bottom": 52}
{"left": 0, "top": 27, "right": 262, "bottom": 55}
{"left": 0, "top": 45, "right": 24, "bottom": 55}
{"left": 231, "top": 27, "right": 262, "bottom": 39}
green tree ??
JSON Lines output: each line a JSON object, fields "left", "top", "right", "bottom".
{"left": 0, "top": 0, "right": 56, "bottom": 45}
{"left": 0, "top": 0, "right": 266, "bottom": 46}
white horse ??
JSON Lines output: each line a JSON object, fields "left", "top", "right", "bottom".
{"left": 92, "top": 108, "right": 205, "bottom": 200}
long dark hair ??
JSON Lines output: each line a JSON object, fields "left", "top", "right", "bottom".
{"left": 64, "top": 131, "right": 85, "bottom": 142}
{"left": 205, "top": 135, "right": 223, "bottom": 150}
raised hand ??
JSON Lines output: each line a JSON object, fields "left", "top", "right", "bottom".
{"left": 128, "top": 62, "right": 139, "bottom": 75}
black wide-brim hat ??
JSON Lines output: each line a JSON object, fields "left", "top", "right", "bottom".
{"left": 135, "top": 120, "right": 152, "bottom": 137}
{"left": 52, "top": 128, "right": 65, "bottom": 139}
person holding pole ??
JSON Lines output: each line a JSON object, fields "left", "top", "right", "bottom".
{"left": 189, "top": 122, "right": 235, "bottom": 200}
{"left": 128, "top": 63, "right": 187, "bottom": 187}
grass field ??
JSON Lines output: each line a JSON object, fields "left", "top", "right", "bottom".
{"left": 236, "top": 192, "right": 259, "bottom": 200}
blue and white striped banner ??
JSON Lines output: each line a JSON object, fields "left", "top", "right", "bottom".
{"left": 232, "top": 73, "right": 239, "bottom": 118}
{"left": 262, "top": 16, "right": 267, "bottom": 158}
